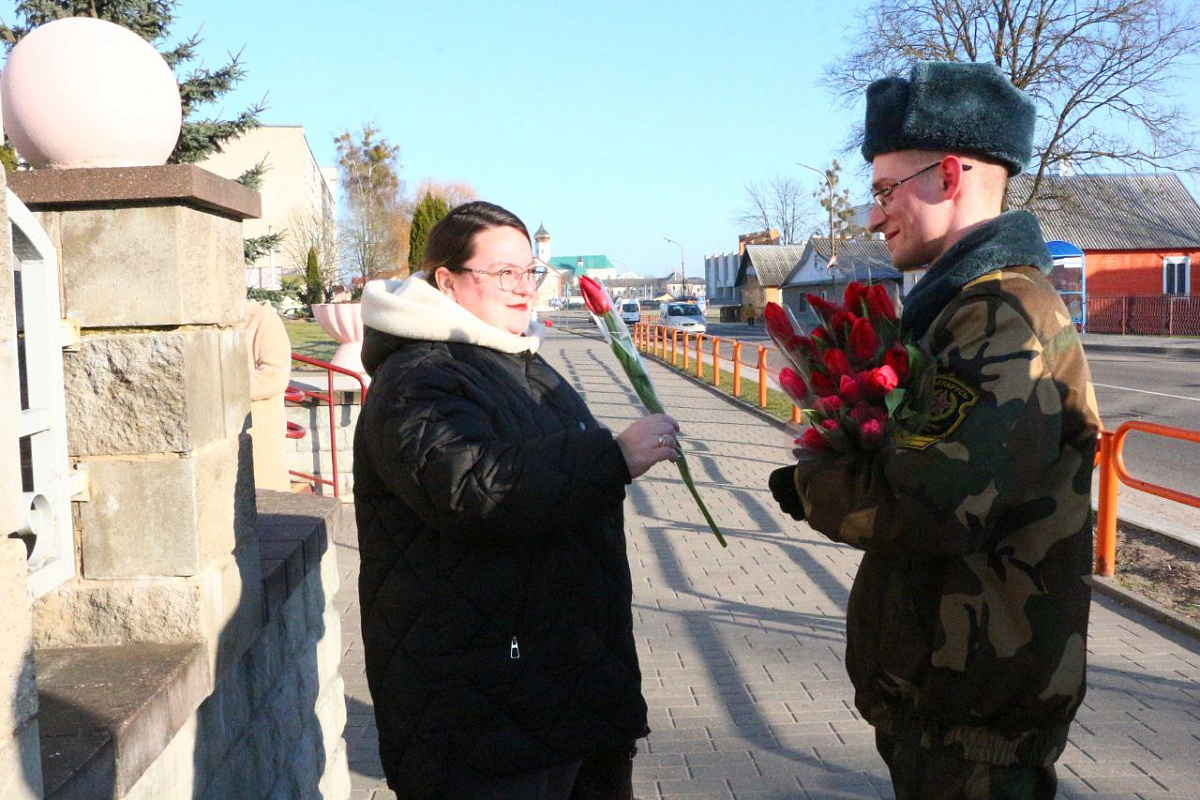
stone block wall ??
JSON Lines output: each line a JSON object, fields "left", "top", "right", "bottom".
{"left": 117, "top": 495, "right": 349, "bottom": 800}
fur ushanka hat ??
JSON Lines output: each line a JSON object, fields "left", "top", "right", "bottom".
{"left": 861, "top": 61, "right": 1035, "bottom": 176}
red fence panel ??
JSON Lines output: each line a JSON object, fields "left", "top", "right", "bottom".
{"left": 1087, "top": 294, "right": 1200, "bottom": 336}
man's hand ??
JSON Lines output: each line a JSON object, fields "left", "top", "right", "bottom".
{"left": 769, "top": 465, "right": 806, "bottom": 521}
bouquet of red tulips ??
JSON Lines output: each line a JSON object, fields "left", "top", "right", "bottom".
{"left": 764, "top": 282, "right": 934, "bottom": 456}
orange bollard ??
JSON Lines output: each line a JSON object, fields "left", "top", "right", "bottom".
{"left": 683, "top": 333, "right": 690, "bottom": 370}
{"left": 695, "top": 335, "right": 704, "bottom": 378}
{"left": 671, "top": 329, "right": 679, "bottom": 365}
{"left": 757, "top": 346, "right": 768, "bottom": 408}
{"left": 712, "top": 338, "right": 721, "bottom": 387}
{"left": 732, "top": 342, "right": 742, "bottom": 397}
{"left": 1094, "top": 430, "right": 1117, "bottom": 577}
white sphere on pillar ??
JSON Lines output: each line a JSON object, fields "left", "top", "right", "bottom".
{"left": 1, "top": 17, "right": 182, "bottom": 169}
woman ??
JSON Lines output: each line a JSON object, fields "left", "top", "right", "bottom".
{"left": 354, "top": 201, "right": 678, "bottom": 798}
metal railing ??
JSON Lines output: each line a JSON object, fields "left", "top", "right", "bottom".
{"left": 287, "top": 353, "right": 368, "bottom": 498}
{"left": 634, "top": 322, "right": 794, "bottom": 419}
{"left": 634, "top": 322, "right": 1200, "bottom": 577}
{"left": 1094, "top": 421, "right": 1200, "bottom": 576}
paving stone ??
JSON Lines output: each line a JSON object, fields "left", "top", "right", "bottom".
{"left": 332, "top": 330, "right": 1200, "bottom": 796}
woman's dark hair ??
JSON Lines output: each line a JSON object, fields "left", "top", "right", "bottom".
{"left": 423, "top": 201, "right": 531, "bottom": 287}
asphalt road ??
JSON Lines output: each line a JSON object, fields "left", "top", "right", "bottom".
{"left": 1088, "top": 350, "right": 1200, "bottom": 536}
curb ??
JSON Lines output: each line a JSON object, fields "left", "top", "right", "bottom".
{"left": 1083, "top": 343, "right": 1200, "bottom": 359}
{"left": 1090, "top": 576, "right": 1200, "bottom": 641}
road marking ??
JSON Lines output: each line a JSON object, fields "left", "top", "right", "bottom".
{"left": 1093, "top": 383, "right": 1200, "bottom": 403}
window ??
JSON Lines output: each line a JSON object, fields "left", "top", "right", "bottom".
{"left": 7, "top": 190, "right": 75, "bottom": 598}
{"left": 1164, "top": 256, "right": 1190, "bottom": 296}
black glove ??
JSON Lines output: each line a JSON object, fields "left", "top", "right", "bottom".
{"left": 769, "top": 465, "right": 806, "bottom": 521}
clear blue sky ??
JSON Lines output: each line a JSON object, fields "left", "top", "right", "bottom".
{"left": 4, "top": 1, "right": 1200, "bottom": 277}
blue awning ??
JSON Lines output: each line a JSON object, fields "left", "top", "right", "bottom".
{"left": 1045, "top": 240, "right": 1085, "bottom": 258}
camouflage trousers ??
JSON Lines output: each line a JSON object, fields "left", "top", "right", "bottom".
{"left": 876, "top": 732, "right": 1058, "bottom": 800}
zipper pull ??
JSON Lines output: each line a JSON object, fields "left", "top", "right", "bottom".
{"left": 510, "top": 636, "right": 520, "bottom": 660}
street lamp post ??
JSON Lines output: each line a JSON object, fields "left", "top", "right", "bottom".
{"left": 663, "top": 237, "right": 684, "bottom": 298}
{"left": 796, "top": 161, "right": 844, "bottom": 297}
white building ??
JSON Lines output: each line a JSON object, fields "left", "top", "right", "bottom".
{"left": 200, "top": 125, "right": 337, "bottom": 290}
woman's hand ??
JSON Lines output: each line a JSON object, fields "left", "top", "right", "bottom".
{"left": 616, "top": 413, "right": 680, "bottom": 479}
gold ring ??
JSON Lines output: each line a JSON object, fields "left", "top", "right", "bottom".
{"left": 658, "top": 435, "right": 668, "bottom": 447}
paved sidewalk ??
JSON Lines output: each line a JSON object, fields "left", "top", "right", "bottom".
{"left": 337, "top": 328, "right": 1200, "bottom": 799}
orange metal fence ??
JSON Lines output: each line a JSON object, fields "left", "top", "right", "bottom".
{"left": 633, "top": 323, "right": 1200, "bottom": 577}
{"left": 1093, "top": 421, "right": 1200, "bottom": 576}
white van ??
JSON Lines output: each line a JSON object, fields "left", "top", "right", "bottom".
{"left": 619, "top": 298, "right": 641, "bottom": 324}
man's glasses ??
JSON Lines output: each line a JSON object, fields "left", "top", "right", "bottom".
{"left": 455, "top": 263, "right": 548, "bottom": 292}
{"left": 871, "top": 162, "right": 972, "bottom": 210}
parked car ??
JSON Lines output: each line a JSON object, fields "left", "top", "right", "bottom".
{"left": 658, "top": 302, "right": 706, "bottom": 334}
{"left": 619, "top": 299, "right": 641, "bottom": 324}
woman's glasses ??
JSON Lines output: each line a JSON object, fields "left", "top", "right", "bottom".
{"left": 456, "top": 263, "right": 549, "bottom": 292}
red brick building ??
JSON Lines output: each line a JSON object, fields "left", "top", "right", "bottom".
{"left": 1011, "top": 173, "right": 1200, "bottom": 334}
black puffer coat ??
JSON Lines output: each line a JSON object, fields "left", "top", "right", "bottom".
{"left": 353, "top": 278, "right": 648, "bottom": 794}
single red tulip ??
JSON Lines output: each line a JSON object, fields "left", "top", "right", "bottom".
{"left": 764, "top": 302, "right": 794, "bottom": 340}
{"left": 858, "top": 418, "right": 886, "bottom": 449}
{"left": 810, "top": 371, "right": 837, "bottom": 397}
{"left": 579, "top": 275, "right": 611, "bottom": 315}
{"left": 810, "top": 326, "right": 831, "bottom": 348}
{"left": 849, "top": 317, "right": 880, "bottom": 360}
{"left": 779, "top": 367, "right": 808, "bottom": 403}
{"left": 839, "top": 373, "right": 863, "bottom": 405}
{"left": 884, "top": 344, "right": 910, "bottom": 383}
{"left": 798, "top": 426, "right": 830, "bottom": 452}
{"left": 843, "top": 282, "right": 869, "bottom": 315}
{"left": 830, "top": 310, "right": 859, "bottom": 336}
{"left": 863, "top": 364, "right": 900, "bottom": 395}
{"left": 817, "top": 395, "right": 843, "bottom": 415}
{"left": 867, "top": 284, "right": 897, "bottom": 322}
{"left": 820, "top": 418, "right": 842, "bottom": 433}
{"left": 824, "top": 347, "right": 850, "bottom": 377}
{"left": 806, "top": 293, "right": 841, "bottom": 323}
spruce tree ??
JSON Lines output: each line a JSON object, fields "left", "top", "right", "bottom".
{"left": 1, "top": 0, "right": 264, "bottom": 165}
{"left": 304, "top": 247, "right": 323, "bottom": 306}
{"left": 408, "top": 193, "right": 451, "bottom": 274}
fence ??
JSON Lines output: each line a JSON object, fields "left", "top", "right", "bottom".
{"left": 633, "top": 322, "right": 1200, "bottom": 578}
{"left": 287, "top": 353, "right": 368, "bottom": 498}
{"left": 1094, "top": 421, "right": 1200, "bottom": 576}
{"left": 1087, "top": 294, "right": 1200, "bottom": 336}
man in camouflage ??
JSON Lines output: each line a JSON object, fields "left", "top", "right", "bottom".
{"left": 770, "top": 61, "right": 1100, "bottom": 799}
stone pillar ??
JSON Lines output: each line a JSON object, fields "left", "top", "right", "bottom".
{"left": 9, "top": 165, "right": 262, "bottom": 676}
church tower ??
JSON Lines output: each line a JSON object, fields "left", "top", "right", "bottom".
{"left": 534, "top": 223, "right": 551, "bottom": 262}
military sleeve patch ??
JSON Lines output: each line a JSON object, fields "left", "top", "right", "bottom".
{"left": 893, "top": 375, "right": 980, "bottom": 450}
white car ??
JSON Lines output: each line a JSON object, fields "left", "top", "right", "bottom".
{"left": 658, "top": 302, "right": 706, "bottom": 334}
{"left": 619, "top": 299, "right": 641, "bottom": 324}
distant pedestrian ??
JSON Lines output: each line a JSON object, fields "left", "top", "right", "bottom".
{"left": 237, "top": 298, "right": 292, "bottom": 491}
{"left": 770, "top": 62, "right": 1100, "bottom": 799}
{"left": 354, "top": 201, "right": 679, "bottom": 798}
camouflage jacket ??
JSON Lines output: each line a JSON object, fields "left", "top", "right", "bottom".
{"left": 793, "top": 211, "right": 1101, "bottom": 767}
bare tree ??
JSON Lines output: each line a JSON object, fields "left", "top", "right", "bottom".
{"left": 736, "top": 175, "right": 814, "bottom": 244}
{"left": 415, "top": 179, "right": 478, "bottom": 209}
{"left": 335, "top": 125, "right": 407, "bottom": 284}
{"left": 823, "top": 0, "right": 1200, "bottom": 203}
{"left": 282, "top": 207, "right": 341, "bottom": 296}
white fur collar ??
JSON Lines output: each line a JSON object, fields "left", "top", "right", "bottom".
{"left": 360, "top": 274, "right": 544, "bottom": 355}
